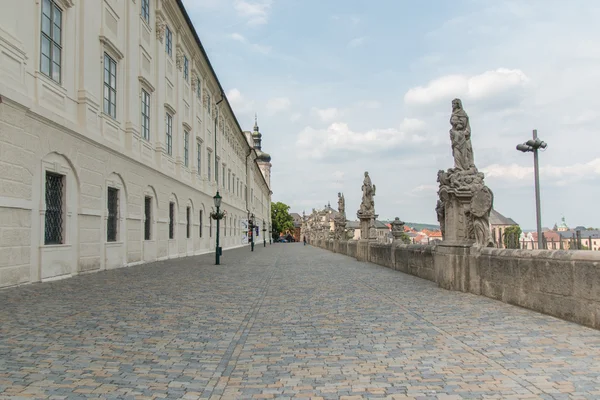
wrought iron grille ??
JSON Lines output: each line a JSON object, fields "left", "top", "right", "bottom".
{"left": 169, "top": 202, "right": 175, "bottom": 239}
{"left": 199, "top": 211, "right": 203, "bottom": 238}
{"left": 144, "top": 196, "right": 152, "bottom": 240}
{"left": 186, "top": 207, "right": 191, "bottom": 238}
{"left": 107, "top": 187, "right": 119, "bottom": 242}
{"left": 45, "top": 172, "right": 64, "bottom": 245}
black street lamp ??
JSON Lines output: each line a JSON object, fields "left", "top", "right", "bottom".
{"left": 249, "top": 213, "right": 255, "bottom": 252}
{"left": 262, "top": 220, "right": 267, "bottom": 247}
{"left": 517, "top": 129, "right": 547, "bottom": 250}
{"left": 211, "top": 191, "right": 224, "bottom": 265}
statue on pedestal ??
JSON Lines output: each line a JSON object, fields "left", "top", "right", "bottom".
{"left": 450, "top": 98, "right": 475, "bottom": 171}
{"left": 436, "top": 99, "right": 494, "bottom": 247}
{"left": 359, "top": 172, "right": 376, "bottom": 215}
{"left": 338, "top": 192, "right": 345, "bottom": 215}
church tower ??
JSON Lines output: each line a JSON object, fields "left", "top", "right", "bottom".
{"left": 252, "top": 115, "right": 272, "bottom": 188}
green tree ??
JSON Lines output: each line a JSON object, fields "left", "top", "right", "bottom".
{"left": 400, "top": 232, "right": 411, "bottom": 244}
{"left": 271, "top": 201, "right": 294, "bottom": 240}
{"left": 503, "top": 225, "right": 522, "bottom": 249}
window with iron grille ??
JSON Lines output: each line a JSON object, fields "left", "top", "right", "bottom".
{"left": 169, "top": 202, "right": 175, "bottom": 239}
{"left": 103, "top": 53, "right": 117, "bottom": 118}
{"left": 228, "top": 170, "right": 231, "bottom": 191}
{"left": 165, "top": 26, "right": 172, "bottom": 57}
{"left": 222, "top": 164, "right": 225, "bottom": 187}
{"left": 207, "top": 151, "right": 212, "bottom": 180}
{"left": 107, "top": 187, "right": 119, "bottom": 242}
{"left": 141, "top": 0, "right": 149, "bottom": 22}
{"left": 186, "top": 206, "right": 191, "bottom": 238}
{"left": 165, "top": 113, "right": 173, "bottom": 155}
{"left": 184, "top": 131, "right": 189, "bottom": 167}
{"left": 144, "top": 196, "right": 152, "bottom": 240}
{"left": 141, "top": 89, "right": 150, "bottom": 140}
{"left": 183, "top": 56, "right": 189, "bottom": 82}
{"left": 196, "top": 78, "right": 201, "bottom": 99}
{"left": 197, "top": 142, "right": 202, "bottom": 175}
{"left": 45, "top": 172, "right": 64, "bottom": 245}
{"left": 199, "top": 210, "right": 203, "bottom": 238}
{"left": 41, "top": 0, "right": 62, "bottom": 83}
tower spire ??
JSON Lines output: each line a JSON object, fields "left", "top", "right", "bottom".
{"left": 254, "top": 113, "right": 259, "bottom": 132}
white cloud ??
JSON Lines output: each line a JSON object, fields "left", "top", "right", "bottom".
{"left": 226, "top": 88, "right": 255, "bottom": 114}
{"left": 295, "top": 119, "right": 428, "bottom": 160}
{"left": 356, "top": 100, "right": 382, "bottom": 109}
{"left": 227, "top": 33, "right": 271, "bottom": 54}
{"left": 266, "top": 97, "right": 291, "bottom": 114}
{"left": 312, "top": 107, "right": 341, "bottom": 122}
{"left": 234, "top": 0, "right": 272, "bottom": 26}
{"left": 290, "top": 113, "right": 302, "bottom": 122}
{"left": 347, "top": 37, "right": 367, "bottom": 48}
{"left": 481, "top": 158, "right": 600, "bottom": 183}
{"left": 404, "top": 68, "right": 530, "bottom": 106}
{"left": 410, "top": 185, "right": 438, "bottom": 196}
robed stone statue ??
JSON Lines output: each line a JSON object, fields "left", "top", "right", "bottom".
{"left": 359, "top": 171, "right": 376, "bottom": 214}
{"left": 449, "top": 98, "right": 475, "bottom": 171}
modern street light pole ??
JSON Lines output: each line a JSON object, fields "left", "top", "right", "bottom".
{"left": 212, "top": 191, "right": 223, "bottom": 265}
{"left": 516, "top": 129, "right": 547, "bottom": 250}
{"left": 263, "top": 220, "right": 266, "bottom": 247}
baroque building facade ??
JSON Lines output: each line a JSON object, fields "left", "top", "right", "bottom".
{"left": 0, "top": 0, "right": 272, "bottom": 288}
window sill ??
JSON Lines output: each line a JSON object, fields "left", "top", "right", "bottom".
{"left": 106, "top": 241, "right": 124, "bottom": 246}
{"left": 35, "top": 71, "right": 66, "bottom": 94}
{"left": 41, "top": 243, "right": 71, "bottom": 249}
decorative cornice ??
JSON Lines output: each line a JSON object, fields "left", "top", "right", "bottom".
{"left": 55, "top": 0, "right": 75, "bottom": 9}
{"left": 182, "top": 122, "right": 192, "bottom": 132}
{"left": 99, "top": 35, "right": 124, "bottom": 60}
{"left": 164, "top": 103, "right": 177, "bottom": 115}
{"left": 138, "top": 76, "right": 155, "bottom": 92}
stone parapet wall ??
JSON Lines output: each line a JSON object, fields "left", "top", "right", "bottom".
{"left": 314, "top": 239, "right": 600, "bottom": 330}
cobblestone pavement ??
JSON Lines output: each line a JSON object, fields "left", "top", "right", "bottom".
{"left": 1, "top": 244, "right": 600, "bottom": 400}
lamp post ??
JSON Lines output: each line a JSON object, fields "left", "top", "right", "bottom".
{"left": 263, "top": 220, "right": 267, "bottom": 247}
{"left": 249, "top": 213, "right": 255, "bottom": 252}
{"left": 211, "top": 191, "right": 223, "bottom": 265}
{"left": 516, "top": 129, "right": 547, "bottom": 250}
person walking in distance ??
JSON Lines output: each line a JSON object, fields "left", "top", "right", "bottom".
{"left": 303, "top": 236, "right": 306, "bottom": 246}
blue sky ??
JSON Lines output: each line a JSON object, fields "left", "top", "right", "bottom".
{"left": 182, "top": 0, "right": 600, "bottom": 229}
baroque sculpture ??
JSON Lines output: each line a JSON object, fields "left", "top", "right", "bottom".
{"left": 334, "top": 192, "right": 347, "bottom": 240}
{"left": 436, "top": 99, "right": 494, "bottom": 247}
{"left": 358, "top": 172, "right": 376, "bottom": 216}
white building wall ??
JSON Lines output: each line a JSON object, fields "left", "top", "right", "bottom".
{"left": 0, "top": 0, "right": 271, "bottom": 288}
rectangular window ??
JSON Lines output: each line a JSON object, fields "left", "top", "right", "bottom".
{"left": 103, "top": 54, "right": 117, "bottom": 118}
{"left": 197, "top": 78, "right": 202, "bottom": 99}
{"left": 165, "top": 113, "right": 173, "bottom": 155}
{"left": 166, "top": 26, "right": 172, "bottom": 57}
{"left": 197, "top": 142, "right": 202, "bottom": 175}
{"left": 40, "top": 0, "right": 62, "bottom": 83}
{"left": 216, "top": 158, "right": 220, "bottom": 183}
{"left": 186, "top": 206, "right": 191, "bottom": 238}
{"left": 251, "top": 188, "right": 254, "bottom": 204}
{"left": 141, "top": 89, "right": 150, "bottom": 141}
{"left": 207, "top": 93, "right": 211, "bottom": 115}
{"left": 44, "top": 172, "right": 64, "bottom": 245}
{"left": 107, "top": 187, "right": 119, "bottom": 242}
{"left": 141, "top": 0, "right": 149, "bottom": 22}
{"left": 199, "top": 210, "right": 203, "bottom": 238}
{"left": 222, "top": 165, "right": 226, "bottom": 187}
{"left": 207, "top": 151, "right": 212, "bottom": 180}
{"left": 184, "top": 131, "right": 189, "bottom": 167}
{"left": 169, "top": 202, "right": 175, "bottom": 239}
{"left": 144, "top": 196, "right": 152, "bottom": 240}
{"left": 210, "top": 217, "right": 212, "bottom": 238}
{"left": 183, "top": 56, "right": 189, "bottom": 81}
{"left": 228, "top": 170, "right": 231, "bottom": 191}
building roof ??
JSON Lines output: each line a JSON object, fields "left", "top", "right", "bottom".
{"left": 346, "top": 220, "right": 389, "bottom": 229}
{"left": 489, "top": 209, "right": 518, "bottom": 226}
{"left": 557, "top": 230, "right": 600, "bottom": 239}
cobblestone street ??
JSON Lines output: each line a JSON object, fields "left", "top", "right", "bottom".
{"left": 1, "top": 244, "right": 600, "bottom": 399}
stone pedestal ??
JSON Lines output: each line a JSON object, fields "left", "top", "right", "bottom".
{"left": 358, "top": 213, "right": 377, "bottom": 240}
{"left": 434, "top": 242, "right": 475, "bottom": 292}
{"left": 357, "top": 239, "right": 370, "bottom": 262}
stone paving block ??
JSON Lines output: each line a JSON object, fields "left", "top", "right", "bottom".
{"left": 1, "top": 245, "right": 600, "bottom": 398}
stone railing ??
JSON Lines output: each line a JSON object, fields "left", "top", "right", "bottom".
{"left": 311, "top": 239, "right": 600, "bottom": 330}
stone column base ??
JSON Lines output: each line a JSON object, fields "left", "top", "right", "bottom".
{"left": 434, "top": 241, "right": 479, "bottom": 293}
{"left": 357, "top": 239, "right": 375, "bottom": 262}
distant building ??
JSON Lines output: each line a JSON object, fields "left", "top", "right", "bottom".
{"left": 346, "top": 220, "right": 390, "bottom": 242}
{"left": 489, "top": 209, "right": 519, "bottom": 248}
{"left": 290, "top": 212, "right": 303, "bottom": 242}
